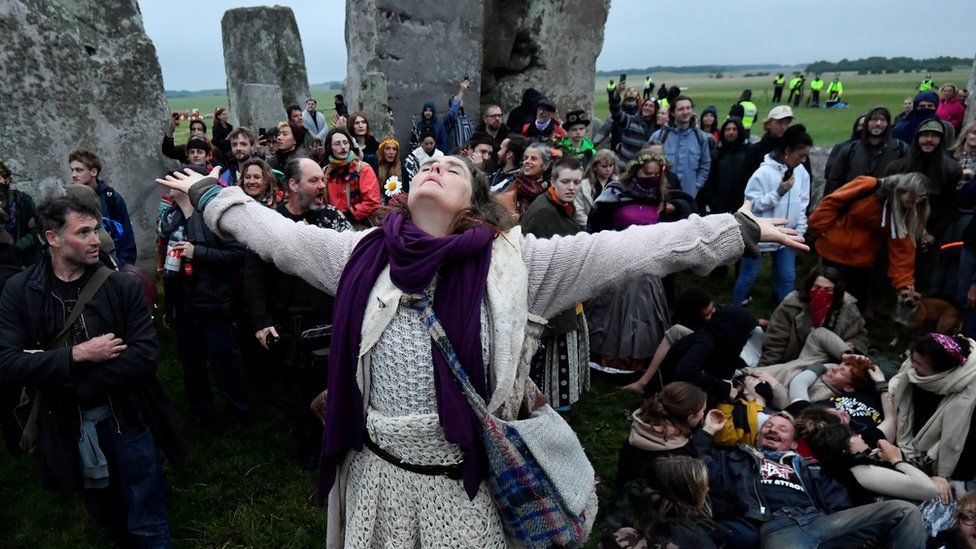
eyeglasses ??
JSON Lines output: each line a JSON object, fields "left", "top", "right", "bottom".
{"left": 958, "top": 513, "right": 976, "bottom": 526}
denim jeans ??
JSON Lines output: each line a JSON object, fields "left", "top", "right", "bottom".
{"left": 733, "top": 247, "right": 796, "bottom": 305}
{"left": 760, "top": 501, "right": 926, "bottom": 549}
{"left": 176, "top": 312, "right": 252, "bottom": 418}
{"left": 81, "top": 420, "right": 172, "bottom": 548}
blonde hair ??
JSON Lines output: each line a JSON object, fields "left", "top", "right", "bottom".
{"left": 951, "top": 121, "right": 976, "bottom": 157}
{"left": 881, "top": 173, "right": 930, "bottom": 241}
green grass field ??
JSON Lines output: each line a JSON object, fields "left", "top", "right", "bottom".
{"left": 592, "top": 67, "right": 970, "bottom": 147}
{"left": 0, "top": 67, "right": 964, "bottom": 546}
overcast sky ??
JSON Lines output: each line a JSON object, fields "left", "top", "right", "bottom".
{"left": 142, "top": 0, "right": 974, "bottom": 91}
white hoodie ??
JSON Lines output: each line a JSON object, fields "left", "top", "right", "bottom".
{"left": 744, "top": 154, "right": 809, "bottom": 252}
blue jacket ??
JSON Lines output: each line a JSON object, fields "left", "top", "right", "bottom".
{"left": 414, "top": 101, "right": 449, "bottom": 153}
{"left": 650, "top": 125, "right": 712, "bottom": 198}
{"left": 891, "top": 91, "right": 940, "bottom": 144}
{"left": 94, "top": 180, "right": 136, "bottom": 266}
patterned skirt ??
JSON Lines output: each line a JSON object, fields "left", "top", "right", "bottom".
{"left": 529, "top": 314, "right": 590, "bottom": 410}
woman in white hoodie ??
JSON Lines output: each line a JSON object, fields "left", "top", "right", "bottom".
{"left": 733, "top": 124, "right": 813, "bottom": 306}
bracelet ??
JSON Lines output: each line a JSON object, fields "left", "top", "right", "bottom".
{"left": 891, "top": 460, "right": 908, "bottom": 468}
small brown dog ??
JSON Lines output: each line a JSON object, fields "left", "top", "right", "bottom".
{"left": 892, "top": 289, "right": 963, "bottom": 347}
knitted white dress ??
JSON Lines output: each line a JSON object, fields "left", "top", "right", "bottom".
{"left": 343, "top": 299, "right": 507, "bottom": 549}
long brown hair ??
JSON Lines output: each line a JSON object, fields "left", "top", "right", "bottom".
{"left": 376, "top": 136, "right": 402, "bottom": 185}
{"left": 637, "top": 382, "right": 707, "bottom": 434}
{"left": 384, "top": 155, "right": 515, "bottom": 234}
{"left": 635, "top": 456, "right": 713, "bottom": 538}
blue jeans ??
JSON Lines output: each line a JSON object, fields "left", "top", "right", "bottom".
{"left": 733, "top": 247, "right": 796, "bottom": 305}
{"left": 760, "top": 501, "right": 925, "bottom": 549}
{"left": 81, "top": 421, "right": 172, "bottom": 548}
{"left": 176, "top": 312, "right": 252, "bottom": 418}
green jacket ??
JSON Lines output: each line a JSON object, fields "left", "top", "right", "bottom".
{"left": 520, "top": 192, "right": 583, "bottom": 335}
{"left": 561, "top": 138, "right": 595, "bottom": 167}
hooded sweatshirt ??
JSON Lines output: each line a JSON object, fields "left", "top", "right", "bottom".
{"left": 824, "top": 106, "right": 907, "bottom": 195}
{"left": 654, "top": 306, "right": 759, "bottom": 400}
{"left": 884, "top": 121, "right": 963, "bottom": 240}
{"left": 413, "top": 101, "right": 449, "bottom": 153}
{"left": 505, "top": 88, "right": 542, "bottom": 134}
{"left": 892, "top": 91, "right": 939, "bottom": 144}
{"left": 700, "top": 117, "right": 752, "bottom": 214}
{"left": 744, "top": 154, "right": 809, "bottom": 252}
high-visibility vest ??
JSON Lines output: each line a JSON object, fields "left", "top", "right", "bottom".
{"left": 827, "top": 80, "right": 843, "bottom": 95}
{"left": 919, "top": 78, "right": 935, "bottom": 91}
{"left": 810, "top": 79, "right": 824, "bottom": 91}
{"left": 774, "top": 76, "right": 785, "bottom": 86}
{"left": 645, "top": 76, "right": 653, "bottom": 88}
{"left": 789, "top": 77, "right": 802, "bottom": 90}
{"left": 739, "top": 100, "right": 758, "bottom": 129}
{"left": 659, "top": 98, "right": 669, "bottom": 112}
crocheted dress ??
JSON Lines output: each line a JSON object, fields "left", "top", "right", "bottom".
{"left": 343, "top": 297, "right": 507, "bottom": 548}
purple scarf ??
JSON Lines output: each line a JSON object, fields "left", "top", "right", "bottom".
{"left": 317, "top": 211, "right": 494, "bottom": 501}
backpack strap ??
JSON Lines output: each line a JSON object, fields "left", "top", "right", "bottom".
{"left": 49, "top": 266, "right": 113, "bottom": 349}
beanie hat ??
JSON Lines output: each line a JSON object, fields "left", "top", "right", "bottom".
{"left": 914, "top": 91, "right": 939, "bottom": 108}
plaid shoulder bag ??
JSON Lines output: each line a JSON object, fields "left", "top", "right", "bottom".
{"left": 404, "top": 294, "right": 594, "bottom": 548}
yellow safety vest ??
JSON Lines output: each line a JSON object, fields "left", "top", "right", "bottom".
{"left": 774, "top": 76, "right": 785, "bottom": 86}
{"left": 827, "top": 81, "right": 843, "bottom": 95}
{"left": 739, "top": 100, "right": 758, "bottom": 128}
{"left": 789, "top": 77, "right": 801, "bottom": 90}
{"left": 810, "top": 79, "right": 824, "bottom": 91}
{"left": 919, "top": 78, "right": 935, "bottom": 91}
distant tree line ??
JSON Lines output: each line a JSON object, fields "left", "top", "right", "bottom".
{"left": 595, "top": 64, "right": 796, "bottom": 77}
{"left": 805, "top": 56, "right": 970, "bottom": 75}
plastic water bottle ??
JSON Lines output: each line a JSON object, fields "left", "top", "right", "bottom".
{"left": 163, "top": 226, "right": 184, "bottom": 273}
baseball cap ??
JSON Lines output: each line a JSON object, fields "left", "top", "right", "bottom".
{"left": 767, "top": 105, "right": 795, "bottom": 121}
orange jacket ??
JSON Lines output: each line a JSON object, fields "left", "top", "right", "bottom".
{"left": 808, "top": 176, "right": 915, "bottom": 289}
{"left": 326, "top": 161, "right": 381, "bottom": 222}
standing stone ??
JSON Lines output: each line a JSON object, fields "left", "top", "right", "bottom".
{"left": 345, "top": 0, "right": 483, "bottom": 146}
{"left": 0, "top": 0, "right": 170, "bottom": 264}
{"left": 481, "top": 0, "right": 610, "bottom": 123}
{"left": 965, "top": 50, "right": 976, "bottom": 127}
{"left": 222, "top": 6, "right": 310, "bottom": 126}
{"left": 237, "top": 83, "right": 285, "bottom": 135}
{"left": 357, "top": 72, "right": 395, "bottom": 139}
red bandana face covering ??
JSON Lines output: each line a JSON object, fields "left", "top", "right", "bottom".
{"left": 809, "top": 287, "right": 834, "bottom": 328}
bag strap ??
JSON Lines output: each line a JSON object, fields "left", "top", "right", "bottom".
{"left": 50, "top": 266, "right": 113, "bottom": 348}
{"left": 401, "top": 293, "right": 489, "bottom": 418}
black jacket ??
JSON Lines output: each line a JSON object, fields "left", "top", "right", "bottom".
{"left": 244, "top": 202, "right": 347, "bottom": 331}
{"left": 159, "top": 204, "right": 245, "bottom": 315}
{"left": 692, "top": 431, "right": 852, "bottom": 524}
{"left": 0, "top": 256, "right": 186, "bottom": 491}
{"left": 699, "top": 117, "right": 752, "bottom": 214}
{"left": 653, "top": 306, "right": 757, "bottom": 400}
{"left": 825, "top": 107, "right": 907, "bottom": 196}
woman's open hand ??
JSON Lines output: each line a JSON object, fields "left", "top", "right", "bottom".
{"left": 738, "top": 201, "right": 809, "bottom": 252}
{"left": 154, "top": 166, "right": 220, "bottom": 195}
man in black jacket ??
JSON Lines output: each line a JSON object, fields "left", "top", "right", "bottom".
{"left": 824, "top": 106, "right": 907, "bottom": 196}
{"left": 0, "top": 195, "right": 185, "bottom": 546}
{"left": 698, "top": 412, "right": 925, "bottom": 548}
{"left": 159, "top": 168, "right": 251, "bottom": 426}
{"left": 245, "top": 158, "right": 350, "bottom": 469}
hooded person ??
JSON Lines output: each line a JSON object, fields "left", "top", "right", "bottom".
{"left": 885, "top": 118, "right": 963, "bottom": 292}
{"left": 506, "top": 87, "right": 543, "bottom": 135}
{"left": 824, "top": 106, "right": 908, "bottom": 196}
{"left": 698, "top": 117, "right": 752, "bottom": 215}
{"left": 699, "top": 105, "right": 720, "bottom": 142}
{"left": 651, "top": 306, "right": 760, "bottom": 401}
{"left": 412, "top": 101, "right": 448, "bottom": 153}
{"left": 892, "top": 91, "right": 940, "bottom": 144}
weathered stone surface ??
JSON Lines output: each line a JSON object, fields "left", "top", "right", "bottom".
{"left": 0, "top": 0, "right": 170, "bottom": 264}
{"left": 345, "top": 0, "right": 483, "bottom": 145}
{"left": 481, "top": 0, "right": 610, "bottom": 123}
{"left": 357, "top": 72, "right": 395, "bottom": 139}
{"left": 807, "top": 146, "right": 831, "bottom": 209}
{"left": 237, "top": 83, "right": 285, "bottom": 134}
{"left": 222, "top": 6, "right": 309, "bottom": 126}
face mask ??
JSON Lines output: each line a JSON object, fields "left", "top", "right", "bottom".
{"left": 633, "top": 175, "right": 660, "bottom": 194}
{"left": 809, "top": 287, "right": 834, "bottom": 327}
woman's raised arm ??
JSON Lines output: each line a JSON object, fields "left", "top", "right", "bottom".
{"left": 522, "top": 205, "right": 805, "bottom": 319}
{"left": 156, "top": 168, "right": 365, "bottom": 295}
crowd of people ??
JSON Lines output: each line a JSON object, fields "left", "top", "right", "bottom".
{"left": 0, "top": 70, "right": 974, "bottom": 548}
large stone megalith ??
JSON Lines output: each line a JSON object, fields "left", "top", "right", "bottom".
{"left": 222, "top": 6, "right": 310, "bottom": 126}
{"left": 0, "top": 0, "right": 170, "bottom": 264}
{"left": 481, "top": 0, "right": 611, "bottom": 122}
{"left": 345, "top": 0, "right": 483, "bottom": 147}
{"left": 965, "top": 50, "right": 976, "bottom": 127}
